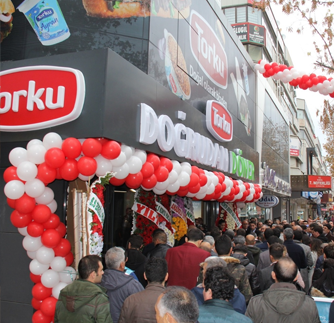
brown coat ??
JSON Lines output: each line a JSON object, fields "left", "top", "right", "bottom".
{"left": 118, "top": 282, "right": 165, "bottom": 323}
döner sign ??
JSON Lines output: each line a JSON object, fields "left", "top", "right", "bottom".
{"left": 0, "top": 66, "right": 85, "bottom": 131}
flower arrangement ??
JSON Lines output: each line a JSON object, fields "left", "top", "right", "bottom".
{"left": 156, "top": 194, "right": 174, "bottom": 247}
{"left": 172, "top": 216, "right": 188, "bottom": 241}
{"left": 170, "top": 196, "right": 188, "bottom": 241}
{"left": 184, "top": 197, "right": 195, "bottom": 227}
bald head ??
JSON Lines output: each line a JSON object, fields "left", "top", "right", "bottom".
{"left": 246, "top": 234, "right": 255, "bottom": 245}
{"left": 200, "top": 241, "right": 212, "bottom": 253}
{"left": 272, "top": 256, "right": 298, "bottom": 283}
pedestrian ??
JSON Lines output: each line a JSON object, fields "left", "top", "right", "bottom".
{"left": 245, "top": 234, "right": 261, "bottom": 266}
{"left": 283, "top": 228, "right": 307, "bottom": 270}
{"left": 147, "top": 230, "right": 171, "bottom": 259}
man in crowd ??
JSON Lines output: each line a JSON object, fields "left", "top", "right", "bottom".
{"left": 245, "top": 234, "right": 261, "bottom": 266}
{"left": 323, "top": 224, "right": 334, "bottom": 242}
{"left": 165, "top": 228, "right": 211, "bottom": 289}
{"left": 119, "top": 257, "right": 168, "bottom": 323}
{"left": 55, "top": 255, "right": 113, "bottom": 323}
{"left": 101, "top": 247, "right": 144, "bottom": 323}
{"left": 203, "top": 235, "right": 218, "bottom": 256}
{"left": 246, "top": 257, "right": 321, "bottom": 323}
{"left": 155, "top": 286, "right": 199, "bottom": 323}
{"left": 283, "top": 228, "right": 307, "bottom": 270}
{"left": 312, "top": 225, "right": 328, "bottom": 243}
{"left": 241, "top": 219, "right": 249, "bottom": 231}
{"left": 147, "top": 230, "right": 171, "bottom": 259}
{"left": 198, "top": 266, "right": 252, "bottom": 323}
{"left": 256, "top": 228, "right": 274, "bottom": 252}
{"left": 257, "top": 236, "right": 281, "bottom": 272}
{"left": 246, "top": 220, "right": 260, "bottom": 236}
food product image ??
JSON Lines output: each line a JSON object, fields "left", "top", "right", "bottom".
{"left": 0, "top": 0, "right": 15, "bottom": 42}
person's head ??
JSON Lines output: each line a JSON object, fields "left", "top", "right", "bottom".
{"left": 257, "top": 222, "right": 263, "bottom": 229}
{"left": 211, "top": 226, "right": 222, "bottom": 241}
{"left": 249, "top": 221, "right": 256, "bottom": 231}
{"left": 200, "top": 241, "right": 212, "bottom": 253}
{"left": 203, "top": 266, "right": 235, "bottom": 301}
{"left": 272, "top": 256, "right": 298, "bottom": 283}
{"left": 324, "top": 244, "right": 334, "bottom": 259}
{"left": 301, "top": 234, "right": 311, "bottom": 246}
{"left": 264, "top": 228, "right": 274, "bottom": 241}
{"left": 309, "top": 223, "right": 318, "bottom": 233}
{"left": 215, "top": 234, "right": 232, "bottom": 256}
{"left": 235, "top": 228, "right": 246, "bottom": 237}
{"left": 293, "top": 229, "right": 303, "bottom": 241}
{"left": 187, "top": 228, "right": 204, "bottom": 246}
{"left": 218, "top": 219, "right": 226, "bottom": 231}
{"left": 155, "top": 286, "right": 199, "bottom": 323}
{"left": 269, "top": 243, "right": 285, "bottom": 262}
{"left": 105, "top": 247, "right": 126, "bottom": 271}
{"left": 152, "top": 230, "right": 167, "bottom": 245}
{"left": 127, "top": 234, "right": 143, "bottom": 250}
{"left": 283, "top": 228, "right": 294, "bottom": 240}
{"left": 78, "top": 255, "right": 104, "bottom": 283}
{"left": 323, "top": 224, "right": 332, "bottom": 235}
{"left": 203, "top": 235, "right": 215, "bottom": 247}
{"left": 273, "top": 227, "right": 281, "bottom": 238}
{"left": 233, "top": 244, "right": 248, "bottom": 255}
{"left": 267, "top": 235, "right": 281, "bottom": 246}
{"left": 245, "top": 234, "right": 255, "bottom": 246}
{"left": 201, "top": 257, "right": 227, "bottom": 276}
{"left": 144, "top": 257, "right": 168, "bottom": 284}
{"left": 241, "top": 220, "right": 249, "bottom": 230}
{"left": 311, "top": 238, "right": 324, "bottom": 256}
{"left": 312, "top": 225, "right": 323, "bottom": 238}
{"left": 233, "top": 235, "right": 246, "bottom": 246}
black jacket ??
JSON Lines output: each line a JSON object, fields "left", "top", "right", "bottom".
{"left": 147, "top": 243, "right": 171, "bottom": 259}
{"left": 126, "top": 249, "right": 147, "bottom": 287}
{"left": 284, "top": 240, "right": 307, "bottom": 269}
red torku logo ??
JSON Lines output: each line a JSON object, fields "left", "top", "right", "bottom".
{"left": 190, "top": 11, "right": 228, "bottom": 89}
{"left": 0, "top": 66, "right": 85, "bottom": 131}
{"left": 169, "top": 74, "right": 177, "bottom": 93}
{"left": 206, "top": 100, "right": 233, "bottom": 142}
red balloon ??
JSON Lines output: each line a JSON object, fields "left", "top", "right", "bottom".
{"left": 30, "top": 273, "right": 41, "bottom": 283}
{"left": 141, "top": 174, "right": 157, "bottom": 189}
{"left": 220, "top": 183, "right": 227, "bottom": 193}
{"left": 146, "top": 154, "right": 160, "bottom": 170}
{"left": 177, "top": 187, "right": 188, "bottom": 197}
{"left": 45, "top": 148, "right": 66, "bottom": 169}
{"left": 77, "top": 157, "right": 97, "bottom": 176}
{"left": 15, "top": 194, "right": 36, "bottom": 214}
{"left": 101, "top": 141, "right": 121, "bottom": 160}
{"left": 96, "top": 137, "right": 108, "bottom": 145}
{"left": 41, "top": 229, "right": 62, "bottom": 248}
{"left": 55, "top": 222, "right": 67, "bottom": 238}
{"left": 27, "top": 222, "right": 45, "bottom": 237}
{"left": 109, "top": 177, "right": 126, "bottom": 186}
{"left": 40, "top": 297, "right": 57, "bottom": 317}
{"left": 7, "top": 198, "right": 16, "bottom": 209}
{"left": 160, "top": 157, "right": 173, "bottom": 172}
{"left": 188, "top": 183, "right": 200, "bottom": 194}
{"left": 230, "top": 187, "right": 235, "bottom": 196}
{"left": 64, "top": 251, "right": 74, "bottom": 266}
{"left": 125, "top": 172, "right": 143, "bottom": 189}
{"left": 191, "top": 166, "right": 200, "bottom": 175}
{"left": 3, "top": 166, "right": 18, "bottom": 182}
{"left": 82, "top": 138, "right": 102, "bottom": 158}
{"left": 199, "top": 174, "right": 207, "bottom": 186}
{"left": 154, "top": 166, "right": 169, "bottom": 182}
{"left": 234, "top": 185, "right": 240, "bottom": 195}
{"left": 59, "top": 159, "right": 79, "bottom": 181}
{"left": 62, "top": 137, "right": 82, "bottom": 159}
{"left": 37, "top": 163, "right": 57, "bottom": 184}
{"left": 43, "top": 214, "right": 60, "bottom": 230}
{"left": 32, "top": 205, "right": 51, "bottom": 224}
{"left": 244, "top": 182, "right": 250, "bottom": 189}
{"left": 214, "top": 183, "right": 222, "bottom": 195}
{"left": 32, "top": 310, "right": 52, "bottom": 323}
{"left": 10, "top": 210, "right": 32, "bottom": 228}
{"left": 53, "top": 238, "right": 71, "bottom": 257}
{"left": 32, "top": 298, "right": 43, "bottom": 310}
{"left": 189, "top": 173, "right": 199, "bottom": 187}
{"left": 55, "top": 168, "right": 62, "bottom": 180}
{"left": 141, "top": 162, "right": 154, "bottom": 178}
{"left": 32, "top": 283, "right": 52, "bottom": 300}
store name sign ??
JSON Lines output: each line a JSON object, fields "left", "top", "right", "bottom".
{"left": 138, "top": 103, "right": 254, "bottom": 180}
{"left": 308, "top": 175, "right": 332, "bottom": 189}
{"left": 255, "top": 195, "right": 279, "bottom": 208}
{"left": 0, "top": 66, "right": 85, "bottom": 131}
{"left": 262, "top": 163, "right": 291, "bottom": 194}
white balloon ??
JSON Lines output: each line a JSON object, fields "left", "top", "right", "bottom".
{"left": 178, "top": 171, "right": 190, "bottom": 186}
{"left": 27, "top": 139, "right": 43, "bottom": 150}
{"left": 195, "top": 192, "right": 206, "bottom": 200}
{"left": 47, "top": 200, "right": 58, "bottom": 213}
{"left": 52, "top": 282, "right": 68, "bottom": 299}
{"left": 43, "top": 132, "right": 63, "bottom": 150}
{"left": 18, "top": 226, "right": 28, "bottom": 236}
{"left": 121, "top": 144, "right": 133, "bottom": 159}
{"left": 224, "top": 177, "right": 233, "bottom": 189}
{"left": 180, "top": 162, "right": 191, "bottom": 175}
{"left": 186, "top": 192, "right": 197, "bottom": 198}
{"left": 27, "top": 250, "right": 37, "bottom": 259}
{"left": 4, "top": 180, "right": 25, "bottom": 199}
{"left": 167, "top": 180, "right": 180, "bottom": 193}
{"left": 206, "top": 183, "right": 215, "bottom": 195}
{"left": 168, "top": 170, "right": 178, "bottom": 184}
{"left": 204, "top": 172, "right": 212, "bottom": 187}
{"left": 110, "top": 151, "right": 126, "bottom": 167}
{"left": 220, "top": 187, "right": 231, "bottom": 198}
{"left": 114, "top": 163, "right": 130, "bottom": 179}
{"left": 171, "top": 160, "right": 181, "bottom": 174}
{"left": 36, "top": 246, "right": 55, "bottom": 265}
{"left": 17, "top": 161, "right": 38, "bottom": 181}
{"left": 78, "top": 173, "right": 90, "bottom": 181}
{"left": 41, "top": 269, "right": 60, "bottom": 288}
{"left": 23, "top": 235, "right": 43, "bottom": 252}
{"left": 36, "top": 187, "right": 54, "bottom": 205}
{"left": 59, "top": 266, "right": 77, "bottom": 284}
{"left": 127, "top": 156, "right": 143, "bottom": 174}
{"left": 246, "top": 193, "right": 254, "bottom": 201}
{"left": 153, "top": 187, "right": 166, "bottom": 195}
{"left": 210, "top": 174, "right": 219, "bottom": 186}
{"left": 50, "top": 257, "right": 67, "bottom": 272}
{"left": 27, "top": 144, "right": 46, "bottom": 165}
{"left": 25, "top": 179, "right": 45, "bottom": 198}
{"left": 95, "top": 155, "right": 113, "bottom": 177}
{"left": 134, "top": 149, "right": 147, "bottom": 164}
{"left": 199, "top": 184, "right": 208, "bottom": 195}
{"left": 155, "top": 178, "right": 170, "bottom": 190}
{"left": 259, "top": 67, "right": 266, "bottom": 73}
{"left": 239, "top": 184, "right": 246, "bottom": 193}
{"left": 9, "top": 147, "right": 28, "bottom": 167}
{"left": 29, "top": 259, "right": 49, "bottom": 275}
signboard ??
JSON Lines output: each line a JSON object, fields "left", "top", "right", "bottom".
{"left": 312, "top": 297, "right": 332, "bottom": 323}
{"left": 308, "top": 176, "right": 332, "bottom": 189}
{"left": 290, "top": 137, "right": 301, "bottom": 157}
{"left": 255, "top": 195, "right": 279, "bottom": 208}
{"left": 232, "top": 23, "right": 266, "bottom": 45}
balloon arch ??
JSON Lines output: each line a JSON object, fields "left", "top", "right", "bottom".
{"left": 3, "top": 132, "right": 262, "bottom": 322}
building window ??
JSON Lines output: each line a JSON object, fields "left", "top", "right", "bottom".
{"left": 248, "top": 6, "right": 262, "bottom": 25}
{"left": 247, "top": 44, "right": 262, "bottom": 62}
{"left": 237, "top": 6, "right": 247, "bottom": 23}
{"left": 224, "top": 8, "right": 235, "bottom": 24}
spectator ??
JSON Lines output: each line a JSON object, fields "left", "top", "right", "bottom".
{"left": 198, "top": 266, "right": 252, "bottom": 323}
{"left": 246, "top": 220, "right": 260, "bottom": 236}
{"left": 323, "top": 224, "right": 334, "bottom": 242}
{"left": 312, "top": 225, "right": 328, "bottom": 243}
{"left": 245, "top": 234, "right": 261, "bottom": 266}
{"left": 309, "top": 238, "right": 323, "bottom": 283}
{"left": 225, "top": 229, "right": 235, "bottom": 241}
{"left": 165, "top": 228, "right": 211, "bottom": 289}
{"left": 257, "top": 228, "right": 274, "bottom": 252}
{"left": 234, "top": 235, "right": 255, "bottom": 265}
{"left": 241, "top": 220, "right": 249, "bottom": 231}
{"left": 142, "top": 228, "right": 164, "bottom": 256}
{"left": 257, "top": 236, "right": 281, "bottom": 272}
{"left": 119, "top": 257, "right": 168, "bottom": 323}
{"left": 155, "top": 286, "right": 199, "bottom": 323}
{"left": 283, "top": 228, "right": 307, "bottom": 270}
{"left": 246, "top": 257, "right": 321, "bottom": 323}
{"left": 101, "top": 247, "right": 144, "bottom": 323}
{"left": 218, "top": 219, "right": 226, "bottom": 232}
{"left": 147, "top": 230, "right": 171, "bottom": 259}
{"left": 203, "top": 235, "right": 218, "bottom": 256}
{"left": 236, "top": 228, "right": 247, "bottom": 237}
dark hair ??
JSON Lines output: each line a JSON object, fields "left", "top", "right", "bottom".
{"left": 311, "top": 238, "right": 323, "bottom": 256}
{"left": 233, "top": 235, "right": 245, "bottom": 245}
{"left": 187, "top": 228, "right": 204, "bottom": 242}
{"left": 211, "top": 226, "right": 221, "bottom": 241}
{"left": 300, "top": 225, "right": 307, "bottom": 230}
{"left": 236, "top": 228, "right": 246, "bottom": 237}
{"left": 293, "top": 230, "right": 303, "bottom": 241}
{"left": 302, "top": 234, "right": 311, "bottom": 246}
{"left": 268, "top": 235, "right": 281, "bottom": 246}
{"left": 233, "top": 244, "right": 248, "bottom": 254}
{"left": 204, "top": 266, "right": 234, "bottom": 300}
{"left": 249, "top": 220, "right": 256, "bottom": 225}
{"left": 324, "top": 224, "right": 332, "bottom": 230}
{"left": 127, "top": 234, "right": 143, "bottom": 249}
{"left": 224, "top": 229, "right": 234, "bottom": 240}
{"left": 283, "top": 224, "right": 292, "bottom": 229}
{"left": 157, "top": 286, "right": 199, "bottom": 322}
{"left": 273, "top": 256, "right": 298, "bottom": 283}
{"left": 324, "top": 244, "right": 334, "bottom": 259}
{"left": 153, "top": 230, "right": 167, "bottom": 243}
{"left": 78, "top": 255, "right": 102, "bottom": 279}
{"left": 269, "top": 243, "right": 284, "bottom": 260}
{"left": 264, "top": 228, "right": 274, "bottom": 240}
{"left": 218, "top": 219, "right": 226, "bottom": 224}
{"left": 144, "top": 257, "right": 168, "bottom": 283}
{"left": 215, "top": 234, "right": 232, "bottom": 256}
{"left": 273, "top": 227, "right": 281, "bottom": 238}
{"left": 313, "top": 225, "right": 323, "bottom": 235}
{"left": 309, "top": 223, "right": 318, "bottom": 230}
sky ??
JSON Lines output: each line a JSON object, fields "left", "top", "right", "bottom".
{"left": 270, "top": 3, "right": 330, "bottom": 151}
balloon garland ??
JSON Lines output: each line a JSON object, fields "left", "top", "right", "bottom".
{"left": 255, "top": 60, "right": 334, "bottom": 97}
{"left": 3, "top": 132, "right": 263, "bottom": 323}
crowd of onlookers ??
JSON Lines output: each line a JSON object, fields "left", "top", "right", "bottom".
{"left": 54, "top": 217, "right": 334, "bottom": 323}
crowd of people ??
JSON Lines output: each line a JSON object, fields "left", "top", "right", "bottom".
{"left": 54, "top": 217, "right": 334, "bottom": 323}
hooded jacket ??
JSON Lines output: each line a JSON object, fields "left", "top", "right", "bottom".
{"left": 246, "top": 245, "right": 261, "bottom": 266}
{"left": 101, "top": 268, "right": 144, "bottom": 323}
{"left": 311, "top": 258, "right": 334, "bottom": 298}
{"left": 54, "top": 279, "right": 113, "bottom": 323}
{"left": 246, "top": 283, "right": 321, "bottom": 323}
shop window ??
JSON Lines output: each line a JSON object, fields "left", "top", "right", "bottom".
{"left": 224, "top": 8, "right": 236, "bottom": 24}
{"left": 237, "top": 7, "right": 247, "bottom": 23}
{"left": 247, "top": 6, "right": 262, "bottom": 25}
